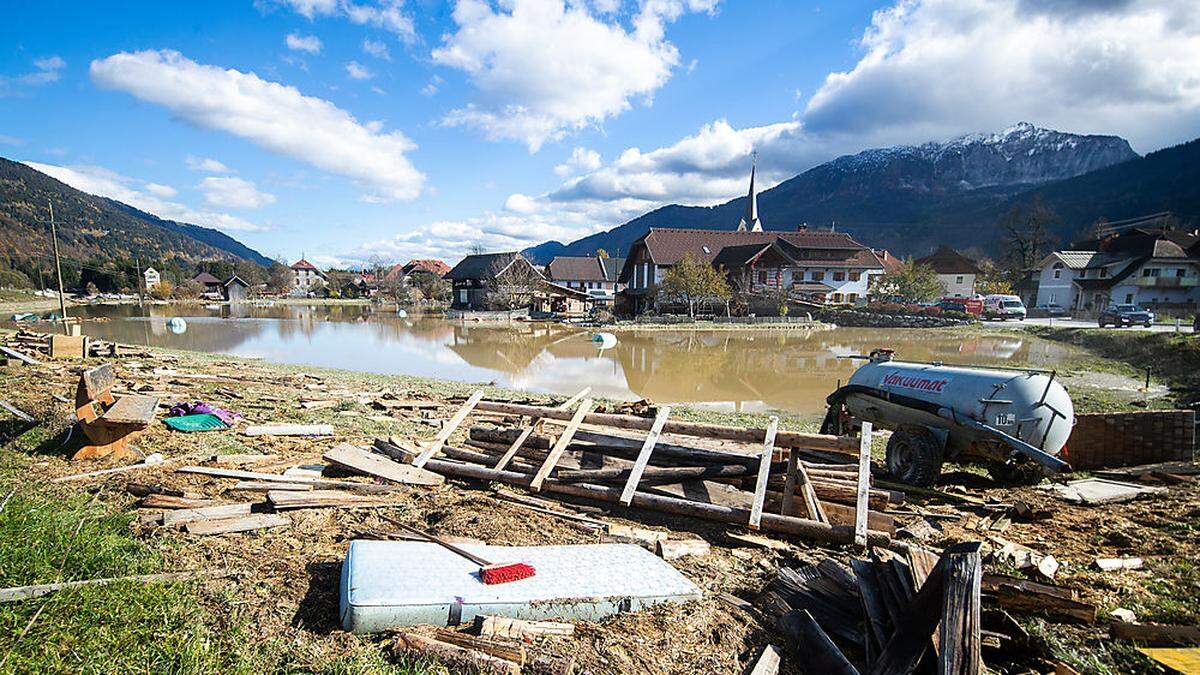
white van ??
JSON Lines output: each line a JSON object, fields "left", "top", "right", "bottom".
{"left": 983, "top": 294, "right": 1027, "bottom": 321}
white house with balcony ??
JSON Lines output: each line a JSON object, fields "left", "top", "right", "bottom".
{"left": 1034, "top": 251, "right": 1096, "bottom": 309}
{"left": 142, "top": 266, "right": 160, "bottom": 291}
{"left": 1047, "top": 227, "right": 1200, "bottom": 313}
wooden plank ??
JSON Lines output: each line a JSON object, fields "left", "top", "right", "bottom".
{"left": 81, "top": 364, "right": 115, "bottom": 398}
{"left": 619, "top": 406, "right": 671, "bottom": 505}
{"left": 477, "top": 615, "right": 574, "bottom": 639}
{"left": 324, "top": 443, "right": 444, "bottom": 486}
{"left": 781, "top": 451, "right": 799, "bottom": 516}
{"left": 140, "top": 494, "right": 215, "bottom": 510}
{"left": 184, "top": 513, "right": 290, "bottom": 535}
{"left": 102, "top": 395, "right": 159, "bottom": 425}
{"left": 494, "top": 425, "right": 537, "bottom": 472}
{"left": 0, "top": 399, "right": 35, "bottom": 424}
{"left": 746, "top": 644, "right": 782, "bottom": 675}
{"left": 413, "top": 389, "right": 484, "bottom": 468}
{"left": 558, "top": 386, "right": 591, "bottom": 410}
{"left": 433, "top": 629, "right": 527, "bottom": 665}
{"left": 748, "top": 416, "right": 779, "bottom": 530}
{"left": 529, "top": 399, "right": 593, "bottom": 491}
{"left": 0, "top": 570, "right": 227, "bottom": 603}
{"left": 242, "top": 424, "right": 333, "bottom": 437}
{"left": 473, "top": 400, "right": 858, "bottom": 454}
{"left": 50, "top": 334, "right": 87, "bottom": 359}
{"left": 795, "top": 454, "right": 829, "bottom": 524}
{"left": 0, "top": 345, "right": 40, "bottom": 365}
{"left": 231, "top": 481, "right": 313, "bottom": 492}
{"left": 176, "top": 465, "right": 406, "bottom": 493}
{"left": 940, "top": 542, "right": 983, "bottom": 674}
{"left": 393, "top": 632, "right": 520, "bottom": 675}
{"left": 1110, "top": 622, "right": 1200, "bottom": 646}
{"left": 161, "top": 502, "right": 257, "bottom": 526}
{"left": 854, "top": 421, "right": 873, "bottom": 549}
{"left": 267, "top": 489, "right": 399, "bottom": 509}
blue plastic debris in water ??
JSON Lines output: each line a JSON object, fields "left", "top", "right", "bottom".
{"left": 591, "top": 332, "right": 617, "bottom": 349}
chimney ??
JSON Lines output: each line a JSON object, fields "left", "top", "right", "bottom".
{"left": 797, "top": 223, "right": 808, "bottom": 232}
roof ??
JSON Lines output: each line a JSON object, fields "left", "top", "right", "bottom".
{"left": 1043, "top": 250, "right": 1097, "bottom": 270}
{"left": 915, "top": 246, "right": 982, "bottom": 275}
{"left": 402, "top": 259, "right": 451, "bottom": 277}
{"left": 711, "top": 243, "right": 776, "bottom": 269}
{"left": 791, "top": 282, "right": 836, "bottom": 293}
{"left": 600, "top": 257, "right": 625, "bottom": 282}
{"left": 291, "top": 259, "right": 320, "bottom": 272}
{"left": 540, "top": 281, "right": 593, "bottom": 299}
{"left": 547, "top": 256, "right": 607, "bottom": 282}
{"left": 223, "top": 275, "right": 249, "bottom": 287}
{"left": 445, "top": 252, "right": 542, "bottom": 281}
{"left": 192, "top": 272, "right": 221, "bottom": 285}
{"left": 638, "top": 228, "right": 868, "bottom": 266}
{"left": 875, "top": 249, "right": 904, "bottom": 273}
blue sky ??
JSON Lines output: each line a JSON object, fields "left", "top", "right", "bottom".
{"left": 3, "top": 0, "right": 1199, "bottom": 267}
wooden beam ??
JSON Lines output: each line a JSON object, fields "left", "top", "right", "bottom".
{"left": 558, "top": 386, "right": 591, "bottom": 410}
{"left": 781, "top": 451, "right": 799, "bottom": 516}
{"left": 413, "top": 389, "right": 484, "bottom": 468}
{"left": 940, "top": 542, "right": 983, "bottom": 675}
{"left": 494, "top": 389, "right": 587, "bottom": 471}
{"left": 0, "top": 346, "right": 39, "bottom": 365}
{"left": 748, "top": 416, "right": 779, "bottom": 530}
{"left": 855, "top": 422, "right": 873, "bottom": 549}
{"left": 176, "top": 465, "right": 407, "bottom": 493}
{"left": 473, "top": 400, "right": 856, "bottom": 453}
{"left": 620, "top": 406, "right": 671, "bottom": 505}
{"left": 0, "top": 399, "right": 35, "bottom": 424}
{"left": 529, "top": 399, "right": 593, "bottom": 491}
{"left": 0, "top": 570, "right": 228, "bottom": 603}
{"left": 183, "top": 513, "right": 290, "bottom": 535}
{"left": 324, "top": 443, "right": 444, "bottom": 486}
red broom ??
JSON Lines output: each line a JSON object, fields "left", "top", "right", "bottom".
{"left": 382, "top": 516, "right": 535, "bottom": 585}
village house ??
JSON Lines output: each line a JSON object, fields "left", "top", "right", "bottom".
{"left": 142, "top": 266, "right": 160, "bottom": 291}
{"left": 381, "top": 258, "right": 451, "bottom": 288}
{"left": 191, "top": 272, "right": 223, "bottom": 298}
{"left": 290, "top": 258, "right": 326, "bottom": 295}
{"left": 222, "top": 275, "right": 250, "bottom": 302}
{"left": 445, "top": 252, "right": 592, "bottom": 315}
{"left": 545, "top": 256, "right": 626, "bottom": 305}
{"left": 1032, "top": 217, "right": 1200, "bottom": 314}
{"left": 915, "top": 245, "right": 982, "bottom": 298}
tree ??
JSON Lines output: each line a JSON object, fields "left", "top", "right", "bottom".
{"left": 975, "top": 259, "right": 1013, "bottom": 296}
{"left": 595, "top": 248, "right": 609, "bottom": 259}
{"left": 411, "top": 271, "right": 450, "bottom": 303}
{"left": 149, "top": 280, "right": 175, "bottom": 300}
{"left": 873, "top": 258, "right": 943, "bottom": 303}
{"left": 484, "top": 257, "right": 542, "bottom": 310}
{"left": 267, "top": 262, "right": 292, "bottom": 295}
{"left": 658, "top": 254, "right": 732, "bottom": 317}
{"left": 999, "top": 196, "right": 1058, "bottom": 277}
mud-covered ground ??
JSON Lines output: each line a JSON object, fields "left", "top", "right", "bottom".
{"left": 0, "top": 331, "right": 1196, "bottom": 674}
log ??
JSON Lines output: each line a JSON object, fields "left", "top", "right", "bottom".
{"left": 981, "top": 574, "right": 1095, "bottom": 623}
{"left": 473, "top": 401, "right": 858, "bottom": 453}
{"left": 434, "top": 629, "right": 526, "bottom": 664}
{"left": 940, "top": 542, "right": 983, "bottom": 675}
{"left": 477, "top": 615, "right": 575, "bottom": 639}
{"left": 392, "top": 631, "right": 520, "bottom": 675}
{"left": 419, "top": 453, "right": 890, "bottom": 547}
{"left": 655, "top": 538, "right": 710, "bottom": 561}
{"left": 552, "top": 464, "right": 749, "bottom": 485}
{"left": 766, "top": 484, "right": 892, "bottom": 511}
{"left": 413, "top": 389, "right": 484, "bottom": 468}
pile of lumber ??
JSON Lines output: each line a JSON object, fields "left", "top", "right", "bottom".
{"left": 391, "top": 618, "right": 576, "bottom": 674}
{"left": 4, "top": 329, "right": 150, "bottom": 359}
{"left": 394, "top": 393, "right": 894, "bottom": 548}
{"left": 758, "top": 543, "right": 1086, "bottom": 673}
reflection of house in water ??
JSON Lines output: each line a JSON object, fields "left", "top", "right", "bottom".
{"left": 446, "top": 324, "right": 573, "bottom": 373}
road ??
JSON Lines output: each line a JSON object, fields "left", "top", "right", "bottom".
{"left": 983, "top": 316, "right": 1196, "bottom": 333}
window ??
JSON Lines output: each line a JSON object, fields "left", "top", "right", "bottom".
{"left": 831, "top": 293, "right": 843, "bottom": 303}
{"left": 1144, "top": 268, "right": 1160, "bottom": 277}
{"left": 1125, "top": 293, "right": 1134, "bottom": 303}
{"left": 956, "top": 275, "right": 964, "bottom": 284}
{"left": 811, "top": 271, "right": 825, "bottom": 282}
{"left": 1052, "top": 262, "right": 1063, "bottom": 280}
{"left": 1100, "top": 268, "right": 1108, "bottom": 277}
{"left": 1177, "top": 268, "right": 1187, "bottom": 277}
{"left": 759, "top": 270, "right": 768, "bottom": 284}
{"left": 847, "top": 293, "right": 858, "bottom": 303}
{"left": 832, "top": 271, "right": 845, "bottom": 282}
{"left": 849, "top": 271, "right": 861, "bottom": 282}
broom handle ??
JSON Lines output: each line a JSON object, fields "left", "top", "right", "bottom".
{"left": 380, "top": 516, "right": 492, "bottom": 566}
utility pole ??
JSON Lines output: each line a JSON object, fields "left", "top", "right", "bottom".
{"left": 48, "top": 200, "right": 69, "bottom": 335}
{"left": 135, "top": 256, "right": 144, "bottom": 307}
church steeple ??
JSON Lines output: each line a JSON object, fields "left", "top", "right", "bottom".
{"left": 737, "top": 153, "right": 762, "bottom": 232}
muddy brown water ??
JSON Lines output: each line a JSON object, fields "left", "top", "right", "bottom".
{"left": 8, "top": 303, "right": 1083, "bottom": 419}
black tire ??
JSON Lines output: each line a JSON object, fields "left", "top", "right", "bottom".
{"left": 885, "top": 426, "right": 945, "bottom": 487}
{"left": 987, "top": 460, "right": 1046, "bottom": 486}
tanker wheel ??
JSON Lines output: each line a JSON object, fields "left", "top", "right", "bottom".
{"left": 885, "top": 426, "right": 944, "bottom": 487}
{"left": 987, "top": 460, "right": 1046, "bottom": 486}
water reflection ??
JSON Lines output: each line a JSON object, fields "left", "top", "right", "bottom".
{"left": 11, "top": 304, "right": 1080, "bottom": 419}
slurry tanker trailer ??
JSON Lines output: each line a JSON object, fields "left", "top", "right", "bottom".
{"left": 821, "top": 349, "right": 1074, "bottom": 486}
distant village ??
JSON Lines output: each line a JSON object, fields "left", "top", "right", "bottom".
{"left": 121, "top": 167, "right": 1199, "bottom": 321}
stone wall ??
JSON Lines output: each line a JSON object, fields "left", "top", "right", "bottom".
{"left": 814, "top": 308, "right": 973, "bottom": 328}
{"left": 1064, "top": 410, "right": 1196, "bottom": 469}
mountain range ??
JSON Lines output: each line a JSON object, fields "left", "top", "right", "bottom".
{"left": 0, "top": 157, "right": 271, "bottom": 273}
{"left": 524, "top": 123, "right": 1200, "bottom": 263}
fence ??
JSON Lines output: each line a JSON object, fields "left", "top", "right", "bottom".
{"left": 1063, "top": 409, "right": 1196, "bottom": 469}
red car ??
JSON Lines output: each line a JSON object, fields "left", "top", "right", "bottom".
{"left": 937, "top": 298, "right": 983, "bottom": 317}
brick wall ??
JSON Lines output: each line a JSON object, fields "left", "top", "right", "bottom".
{"left": 1063, "top": 409, "right": 1197, "bottom": 470}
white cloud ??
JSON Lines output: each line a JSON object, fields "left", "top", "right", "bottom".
{"left": 362, "top": 38, "right": 391, "bottom": 60}
{"left": 345, "top": 60, "right": 373, "bottom": 80}
{"left": 143, "top": 182, "right": 178, "bottom": 198}
{"left": 275, "top": 0, "right": 415, "bottom": 41}
{"left": 286, "top": 32, "right": 323, "bottom": 54}
{"left": 503, "top": 193, "right": 539, "bottom": 214}
{"left": 804, "top": 0, "right": 1200, "bottom": 152}
{"left": 0, "top": 134, "right": 24, "bottom": 146}
{"left": 91, "top": 50, "right": 424, "bottom": 201}
{"left": 432, "top": 0, "right": 719, "bottom": 151}
{"left": 199, "top": 176, "right": 277, "bottom": 209}
{"left": 186, "top": 156, "right": 234, "bottom": 173}
{"left": 1, "top": 55, "right": 67, "bottom": 96}
{"left": 26, "top": 161, "right": 267, "bottom": 232}
{"left": 420, "top": 74, "right": 442, "bottom": 96}
{"left": 553, "top": 146, "right": 601, "bottom": 177}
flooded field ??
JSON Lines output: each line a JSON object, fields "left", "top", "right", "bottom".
{"left": 9, "top": 303, "right": 1083, "bottom": 418}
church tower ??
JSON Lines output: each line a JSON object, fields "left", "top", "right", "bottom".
{"left": 736, "top": 155, "right": 762, "bottom": 232}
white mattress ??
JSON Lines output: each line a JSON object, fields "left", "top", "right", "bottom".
{"left": 339, "top": 540, "right": 703, "bottom": 632}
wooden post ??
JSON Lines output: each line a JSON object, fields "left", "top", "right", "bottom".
{"left": 619, "top": 406, "right": 670, "bottom": 505}
{"left": 749, "top": 416, "right": 779, "bottom": 530}
{"left": 529, "top": 399, "right": 593, "bottom": 491}
{"left": 855, "top": 421, "right": 873, "bottom": 549}
{"left": 413, "top": 389, "right": 484, "bottom": 468}
{"left": 781, "top": 451, "right": 799, "bottom": 516}
{"left": 940, "top": 544, "right": 983, "bottom": 675}
{"left": 48, "top": 200, "right": 69, "bottom": 335}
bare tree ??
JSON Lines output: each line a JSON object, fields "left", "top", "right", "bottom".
{"left": 484, "top": 257, "right": 542, "bottom": 310}
{"left": 998, "top": 197, "right": 1058, "bottom": 277}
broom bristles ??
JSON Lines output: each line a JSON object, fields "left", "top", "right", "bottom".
{"left": 480, "top": 562, "right": 536, "bottom": 585}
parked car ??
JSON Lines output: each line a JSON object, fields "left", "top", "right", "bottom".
{"left": 1033, "top": 303, "right": 1069, "bottom": 317}
{"left": 983, "top": 294, "right": 1027, "bottom": 321}
{"left": 1098, "top": 304, "right": 1155, "bottom": 328}
{"left": 937, "top": 298, "right": 983, "bottom": 317}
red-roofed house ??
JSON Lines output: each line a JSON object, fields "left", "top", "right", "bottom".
{"left": 290, "top": 259, "right": 326, "bottom": 295}
{"left": 402, "top": 259, "right": 451, "bottom": 277}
